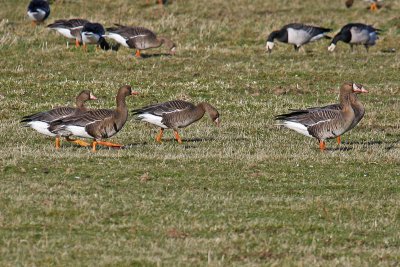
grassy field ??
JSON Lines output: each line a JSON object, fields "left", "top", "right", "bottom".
{"left": 1, "top": 0, "right": 400, "bottom": 265}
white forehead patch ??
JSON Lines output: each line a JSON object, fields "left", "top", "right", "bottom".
{"left": 266, "top": 41, "right": 274, "bottom": 50}
{"left": 328, "top": 43, "right": 336, "bottom": 52}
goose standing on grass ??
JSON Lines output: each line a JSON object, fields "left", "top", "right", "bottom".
{"left": 81, "top": 22, "right": 114, "bottom": 51}
{"left": 286, "top": 83, "right": 368, "bottom": 145}
{"left": 328, "top": 23, "right": 380, "bottom": 52}
{"left": 133, "top": 100, "right": 220, "bottom": 143}
{"left": 49, "top": 85, "right": 139, "bottom": 152}
{"left": 266, "top": 23, "right": 332, "bottom": 52}
{"left": 47, "top": 19, "right": 90, "bottom": 47}
{"left": 27, "top": 0, "right": 50, "bottom": 26}
{"left": 21, "top": 90, "right": 97, "bottom": 149}
{"left": 275, "top": 83, "right": 368, "bottom": 151}
{"left": 105, "top": 25, "right": 176, "bottom": 57}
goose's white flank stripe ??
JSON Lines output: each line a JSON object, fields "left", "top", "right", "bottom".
{"left": 138, "top": 114, "right": 167, "bottom": 128}
{"left": 54, "top": 28, "right": 75, "bottom": 39}
{"left": 64, "top": 125, "right": 93, "bottom": 138}
{"left": 27, "top": 121, "right": 56, "bottom": 137}
{"left": 104, "top": 33, "right": 129, "bottom": 47}
{"left": 280, "top": 121, "right": 312, "bottom": 138}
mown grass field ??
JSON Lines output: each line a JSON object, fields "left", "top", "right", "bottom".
{"left": 0, "top": 0, "right": 399, "bottom": 265}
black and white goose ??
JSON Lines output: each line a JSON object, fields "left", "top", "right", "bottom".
{"left": 266, "top": 23, "right": 332, "bottom": 52}
{"left": 328, "top": 23, "right": 380, "bottom": 52}
{"left": 81, "top": 22, "right": 115, "bottom": 51}
{"left": 27, "top": 0, "right": 50, "bottom": 26}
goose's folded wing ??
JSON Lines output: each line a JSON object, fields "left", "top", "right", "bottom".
{"left": 21, "top": 107, "right": 76, "bottom": 123}
{"left": 276, "top": 108, "right": 341, "bottom": 127}
{"left": 51, "top": 109, "right": 114, "bottom": 127}
{"left": 133, "top": 100, "right": 195, "bottom": 116}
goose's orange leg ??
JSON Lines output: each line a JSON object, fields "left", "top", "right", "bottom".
{"left": 319, "top": 140, "right": 326, "bottom": 151}
{"left": 158, "top": 0, "right": 163, "bottom": 5}
{"left": 92, "top": 141, "right": 97, "bottom": 152}
{"left": 173, "top": 130, "right": 183, "bottom": 144}
{"left": 135, "top": 50, "right": 141, "bottom": 58}
{"left": 156, "top": 128, "right": 164, "bottom": 143}
{"left": 66, "top": 137, "right": 90, "bottom": 147}
{"left": 55, "top": 137, "right": 61, "bottom": 149}
{"left": 31, "top": 21, "right": 37, "bottom": 27}
{"left": 336, "top": 136, "right": 341, "bottom": 145}
{"left": 83, "top": 43, "right": 87, "bottom": 51}
{"left": 75, "top": 39, "right": 80, "bottom": 47}
{"left": 370, "top": 3, "right": 378, "bottom": 11}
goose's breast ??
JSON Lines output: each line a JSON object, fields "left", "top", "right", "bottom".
{"left": 82, "top": 33, "right": 100, "bottom": 44}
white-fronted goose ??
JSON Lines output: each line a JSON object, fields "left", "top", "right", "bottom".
{"left": 81, "top": 22, "right": 114, "bottom": 51}
{"left": 275, "top": 83, "right": 368, "bottom": 151}
{"left": 47, "top": 19, "right": 89, "bottom": 47}
{"left": 132, "top": 100, "right": 219, "bottom": 143}
{"left": 266, "top": 23, "right": 332, "bottom": 52}
{"left": 105, "top": 25, "right": 176, "bottom": 57}
{"left": 286, "top": 83, "right": 368, "bottom": 145}
{"left": 49, "top": 85, "right": 139, "bottom": 152}
{"left": 27, "top": 0, "right": 50, "bottom": 26}
{"left": 21, "top": 90, "right": 97, "bottom": 149}
{"left": 328, "top": 23, "right": 380, "bottom": 52}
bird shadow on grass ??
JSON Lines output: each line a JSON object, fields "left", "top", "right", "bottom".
{"left": 325, "top": 140, "right": 399, "bottom": 151}
{"left": 140, "top": 53, "right": 172, "bottom": 59}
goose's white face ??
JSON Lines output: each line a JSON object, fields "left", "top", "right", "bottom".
{"left": 328, "top": 43, "right": 336, "bottom": 52}
{"left": 266, "top": 41, "right": 274, "bottom": 52}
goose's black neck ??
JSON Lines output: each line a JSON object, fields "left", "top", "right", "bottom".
{"left": 267, "top": 29, "right": 288, "bottom": 43}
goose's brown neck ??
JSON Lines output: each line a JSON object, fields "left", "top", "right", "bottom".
{"left": 339, "top": 90, "right": 353, "bottom": 111}
{"left": 116, "top": 93, "right": 127, "bottom": 112}
{"left": 75, "top": 97, "right": 87, "bottom": 110}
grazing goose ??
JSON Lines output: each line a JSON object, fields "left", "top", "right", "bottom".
{"left": 288, "top": 83, "right": 368, "bottom": 144}
{"left": 47, "top": 19, "right": 90, "bottom": 47}
{"left": 275, "top": 83, "right": 368, "bottom": 151}
{"left": 328, "top": 23, "right": 380, "bottom": 52}
{"left": 21, "top": 90, "right": 97, "bottom": 149}
{"left": 133, "top": 100, "right": 220, "bottom": 143}
{"left": 105, "top": 25, "right": 176, "bottom": 57}
{"left": 27, "top": 0, "right": 50, "bottom": 25}
{"left": 49, "top": 85, "right": 139, "bottom": 152}
{"left": 266, "top": 23, "right": 332, "bottom": 52}
{"left": 81, "top": 22, "right": 113, "bottom": 51}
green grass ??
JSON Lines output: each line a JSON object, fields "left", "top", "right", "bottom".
{"left": 1, "top": 0, "right": 400, "bottom": 265}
